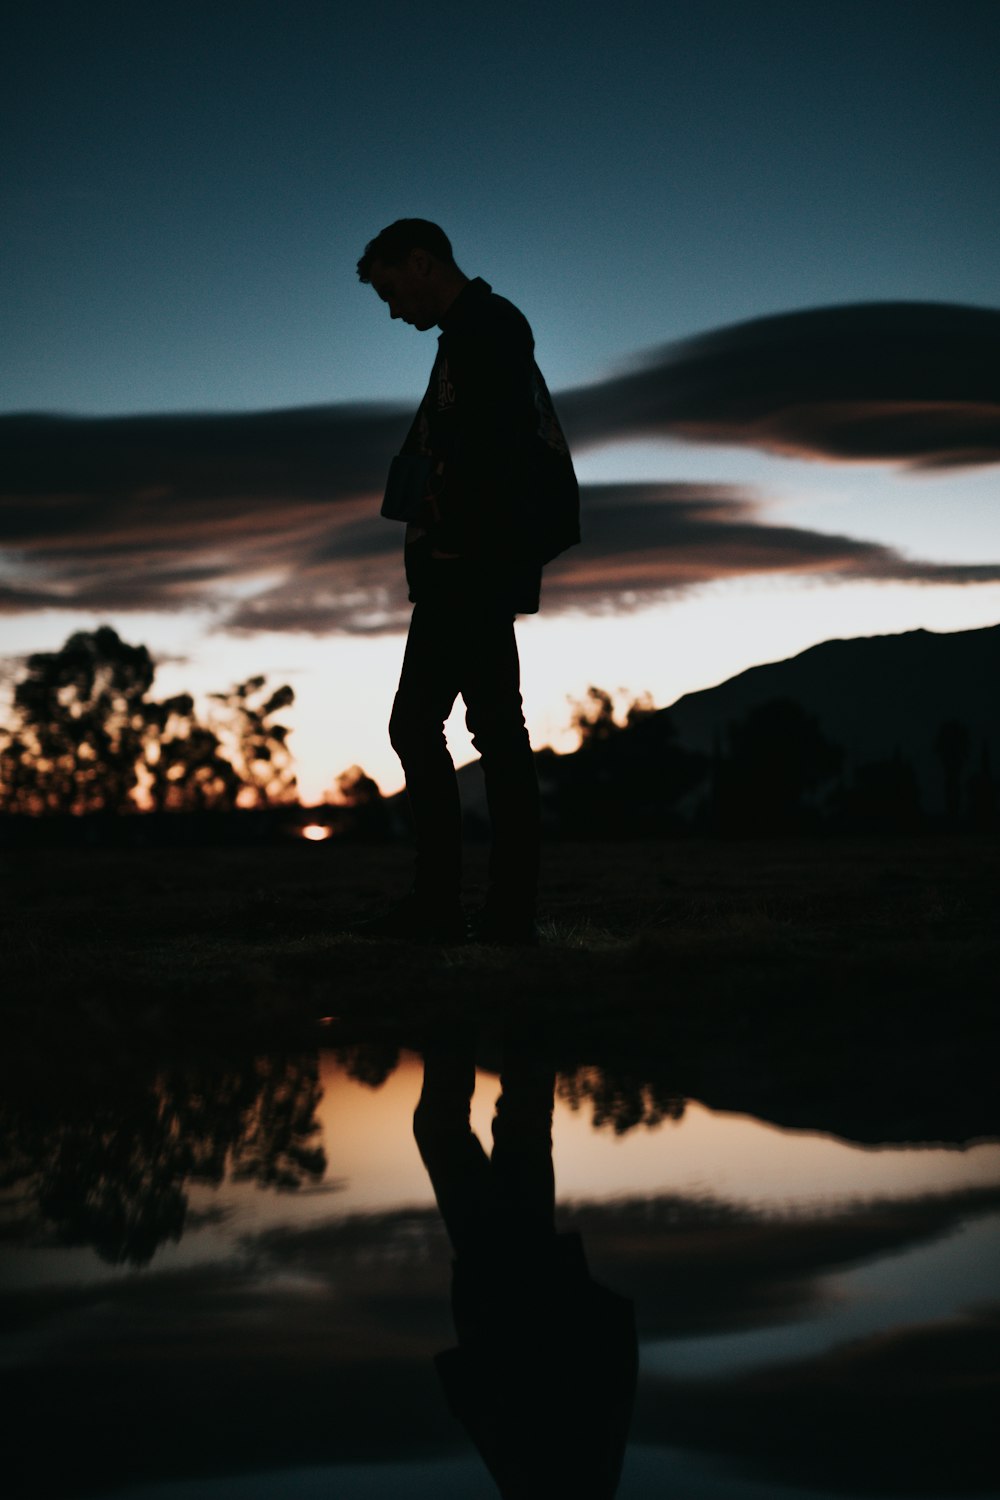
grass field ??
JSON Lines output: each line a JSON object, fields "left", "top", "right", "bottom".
{"left": 1, "top": 830, "right": 995, "bottom": 1059}
{"left": 5, "top": 833, "right": 997, "bottom": 1003}
{"left": 1, "top": 830, "right": 998, "bottom": 1158}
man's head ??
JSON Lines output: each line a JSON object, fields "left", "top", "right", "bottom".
{"left": 357, "top": 219, "right": 467, "bottom": 331}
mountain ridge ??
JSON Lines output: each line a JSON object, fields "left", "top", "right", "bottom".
{"left": 452, "top": 620, "right": 1000, "bottom": 824}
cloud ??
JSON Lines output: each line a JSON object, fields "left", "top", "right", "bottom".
{"left": 4, "top": 477, "right": 1000, "bottom": 638}
{"left": 559, "top": 301, "right": 1000, "bottom": 468}
{"left": 0, "top": 403, "right": 409, "bottom": 508}
{"left": 2, "top": 301, "right": 998, "bottom": 633}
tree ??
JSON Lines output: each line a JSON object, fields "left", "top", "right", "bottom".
{"left": 553, "top": 687, "right": 706, "bottom": 836}
{"left": 568, "top": 685, "right": 656, "bottom": 749}
{"left": 967, "top": 744, "right": 997, "bottom": 832}
{"left": 934, "top": 718, "right": 971, "bottom": 826}
{"left": 0, "top": 625, "right": 160, "bottom": 814}
{"left": 331, "top": 764, "right": 389, "bottom": 838}
{"left": 0, "top": 626, "right": 296, "bottom": 815}
{"left": 208, "top": 675, "right": 297, "bottom": 808}
{"left": 569, "top": 686, "right": 618, "bottom": 747}
{"left": 144, "top": 717, "right": 244, "bottom": 813}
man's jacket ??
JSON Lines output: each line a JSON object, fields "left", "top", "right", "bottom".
{"left": 399, "top": 277, "right": 580, "bottom": 612}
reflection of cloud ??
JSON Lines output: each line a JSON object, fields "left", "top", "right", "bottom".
{"left": 565, "top": 1186, "right": 1000, "bottom": 1339}
{"left": 640, "top": 1306, "right": 1000, "bottom": 1495}
{"left": 2, "top": 301, "right": 998, "bottom": 633}
{"left": 560, "top": 301, "right": 1000, "bottom": 469}
{"left": 5, "top": 1186, "right": 998, "bottom": 1493}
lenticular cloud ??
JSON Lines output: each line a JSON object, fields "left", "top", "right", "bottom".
{"left": 2, "top": 301, "right": 998, "bottom": 631}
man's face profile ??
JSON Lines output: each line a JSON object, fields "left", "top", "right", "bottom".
{"left": 369, "top": 251, "right": 437, "bottom": 331}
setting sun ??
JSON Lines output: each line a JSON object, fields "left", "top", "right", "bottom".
{"left": 300, "top": 823, "right": 333, "bottom": 842}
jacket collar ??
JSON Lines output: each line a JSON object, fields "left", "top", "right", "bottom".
{"left": 438, "top": 277, "right": 492, "bottom": 335}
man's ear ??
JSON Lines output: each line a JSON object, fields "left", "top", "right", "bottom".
{"left": 409, "top": 248, "right": 433, "bottom": 277}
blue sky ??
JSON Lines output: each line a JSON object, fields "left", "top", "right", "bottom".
{"left": 3, "top": 0, "right": 999, "bottom": 799}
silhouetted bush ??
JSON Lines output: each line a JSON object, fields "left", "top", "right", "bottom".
{"left": 543, "top": 687, "right": 707, "bottom": 837}
{"left": 837, "top": 749, "right": 925, "bottom": 835}
{"left": 710, "top": 698, "right": 843, "bottom": 835}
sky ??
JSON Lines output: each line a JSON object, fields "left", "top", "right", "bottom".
{"left": 3, "top": 0, "right": 999, "bottom": 801}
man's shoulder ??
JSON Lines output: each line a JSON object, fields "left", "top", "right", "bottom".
{"left": 449, "top": 279, "right": 534, "bottom": 349}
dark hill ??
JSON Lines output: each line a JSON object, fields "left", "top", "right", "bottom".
{"left": 664, "top": 621, "right": 999, "bottom": 819}
{"left": 449, "top": 621, "right": 999, "bottom": 827}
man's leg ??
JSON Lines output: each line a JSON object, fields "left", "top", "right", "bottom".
{"left": 460, "top": 606, "right": 541, "bottom": 931}
{"left": 388, "top": 599, "right": 464, "bottom": 909}
{"left": 490, "top": 1039, "right": 556, "bottom": 1244}
{"left": 413, "top": 1031, "right": 494, "bottom": 1260}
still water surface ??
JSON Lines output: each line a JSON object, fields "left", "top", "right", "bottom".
{"left": 2, "top": 1047, "right": 998, "bottom": 1498}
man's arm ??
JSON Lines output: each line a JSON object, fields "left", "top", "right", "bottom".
{"left": 434, "top": 302, "right": 537, "bottom": 561}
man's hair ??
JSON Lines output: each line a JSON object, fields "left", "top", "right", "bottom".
{"left": 356, "top": 219, "right": 455, "bottom": 282}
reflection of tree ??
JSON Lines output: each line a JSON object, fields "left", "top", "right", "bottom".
{"left": 334, "top": 1039, "right": 400, "bottom": 1090}
{"left": 558, "top": 1067, "right": 685, "bottom": 1135}
{"left": 0, "top": 1055, "right": 326, "bottom": 1265}
{"left": 0, "top": 625, "right": 296, "bottom": 814}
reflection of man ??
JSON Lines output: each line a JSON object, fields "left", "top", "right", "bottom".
{"left": 357, "top": 220, "right": 579, "bottom": 946}
{"left": 413, "top": 1029, "right": 638, "bottom": 1497}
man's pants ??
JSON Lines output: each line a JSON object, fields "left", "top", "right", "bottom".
{"left": 389, "top": 575, "right": 540, "bottom": 916}
{"left": 413, "top": 1032, "right": 556, "bottom": 1264}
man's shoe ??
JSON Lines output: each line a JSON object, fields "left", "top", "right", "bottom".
{"left": 468, "top": 904, "right": 540, "bottom": 947}
{"left": 353, "top": 890, "right": 468, "bottom": 945}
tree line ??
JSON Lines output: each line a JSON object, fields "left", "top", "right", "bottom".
{"left": 552, "top": 686, "right": 996, "bottom": 835}
{"left": 1, "top": 627, "right": 994, "bottom": 834}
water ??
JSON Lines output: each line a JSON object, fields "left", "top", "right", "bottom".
{"left": 2, "top": 1044, "right": 998, "bottom": 1499}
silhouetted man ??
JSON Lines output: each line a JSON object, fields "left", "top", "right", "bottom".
{"left": 357, "top": 219, "right": 579, "bottom": 945}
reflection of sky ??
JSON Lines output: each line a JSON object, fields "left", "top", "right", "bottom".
{"left": 106, "top": 1458, "right": 498, "bottom": 1500}
{"left": 4, "top": 1052, "right": 999, "bottom": 1292}
{"left": 618, "top": 1446, "right": 973, "bottom": 1500}
{"left": 4, "top": 1051, "right": 999, "bottom": 1499}
{"left": 103, "top": 1449, "right": 979, "bottom": 1500}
